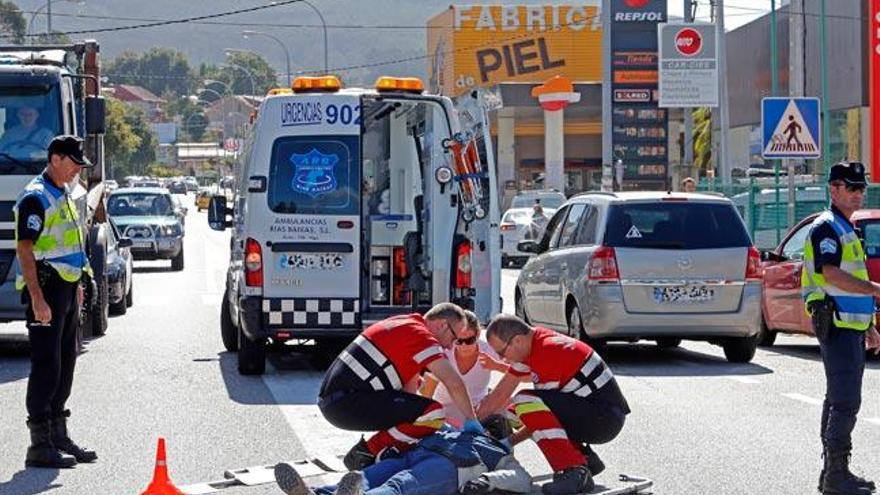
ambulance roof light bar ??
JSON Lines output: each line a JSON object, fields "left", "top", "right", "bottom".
{"left": 375, "top": 76, "right": 424, "bottom": 94}
{"left": 267, "top": 87, "right": 293, "bottom": 96}
{"left": 292, "top": 76, "right": 342, "bottom": 93}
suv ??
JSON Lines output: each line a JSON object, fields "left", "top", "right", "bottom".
{"left": 515, "top": 191, "right": 762, "bottom": 363}
{"left": 509, "top": 189, "right": 566, "bottom": 211}
{"left": 108, "top": 188, "right": 185, "bottom": 271}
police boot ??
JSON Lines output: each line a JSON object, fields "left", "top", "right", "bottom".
{"left": 541, "top": 465, "right": 594, "bottom": 495}
{"left": 822, "top": 453, "right": 874, "bottom": 495}
{"left": 25, "top": 420, "right": 76, "bottom": 469}
{"left": 343, "top": 437, "right": 375, "bottom": 471}
{"left": 579, "top": 443, "right": 606, "bottom": 476}
{"left": 52, "top": 411, "right": 97, "bottom": 463}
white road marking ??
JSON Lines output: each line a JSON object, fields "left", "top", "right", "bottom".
{"left": 782, "top": 393, "right": 823, "bottom": 406}
{"left": 725, "top": 376, "right": 761, "bottom": 384}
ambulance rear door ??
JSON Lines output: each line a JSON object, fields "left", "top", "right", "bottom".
{"left": 258, "top": 93, "right": 363, "bottom": 330}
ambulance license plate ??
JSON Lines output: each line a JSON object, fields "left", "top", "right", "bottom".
{"left": 653, "top": 285, "right": 714, "bottom": 303}
{"left": 288, "top": 253, "right": 344, "bottom": 270}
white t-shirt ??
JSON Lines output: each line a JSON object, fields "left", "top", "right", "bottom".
{"left": 434, "top": 340, "right": 497, "bottom": 425}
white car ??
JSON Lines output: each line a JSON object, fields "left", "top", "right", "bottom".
{"left": 501, "top": 207, "right": 555, "bottom": 267}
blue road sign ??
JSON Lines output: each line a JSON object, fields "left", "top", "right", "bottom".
{"left": 761, "top": 97, "right": 821, "bottom": 159}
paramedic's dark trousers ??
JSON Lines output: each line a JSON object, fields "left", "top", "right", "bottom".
{"left": 25, "top": 269, "right": 79, "bottom": 422}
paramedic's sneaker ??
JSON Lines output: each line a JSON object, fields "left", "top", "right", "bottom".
{"left": 579, "top": 443, "right": 606, "bottom": 476}
{"left": 542, "top": 465, "right": 594, "bottom": 495}
{"left": 335, "top": 471, "right": 365, "bottom": 495}
{"left": 274, "top": 462, "right": 314, "bottom": 495}
{"left": 343, "top": 437, "right": 375, "bottom": 471}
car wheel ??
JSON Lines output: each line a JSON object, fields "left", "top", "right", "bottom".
{"left": 110, "top": 280, "right": 127, "bottom": 316}
{"left": 758, "top": 317, "right": 777, "bottom": 347}
{"left": 171, "top": 246, "right": 184, "bottom": 271}
{"left": 91, "top": 276, "right": 109, "bottom": 337}
{"left": 514, "top": 289, "right": 530, "bottom": 324}
{"left": 656, "top": 338, "right": 681, "bottom": 349}
{"left": 237, "top": 327, "right": 266, "bottom": 375}
{"left": 723, "top": 335, "right": 759, "bottom": 363}
{"left": 221, "top": 290, "right": 238, "bottom": 352}
{"left": 568, "top": 302, "right": 605, "bottom": 352}
{"left": 125, "top": 280, "right": 134, "bottom": 308}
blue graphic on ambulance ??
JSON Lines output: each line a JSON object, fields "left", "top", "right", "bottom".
{"left": 290, "top": 148, "right": 339, "bottom": 197}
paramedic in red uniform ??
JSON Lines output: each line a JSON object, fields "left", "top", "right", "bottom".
{"left": 318, "top": 302, "right": 484, "bottom": 471}
{"left": 478, "top": 314, "right": 631, "bottom": 495}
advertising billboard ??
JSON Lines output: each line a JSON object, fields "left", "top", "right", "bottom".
{"left": 427, "top": 5, "right": 603, "bottom": 96}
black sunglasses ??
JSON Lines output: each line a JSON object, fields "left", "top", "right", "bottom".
{"left": 455, "top": 336, "right": 478, "bottom": 346}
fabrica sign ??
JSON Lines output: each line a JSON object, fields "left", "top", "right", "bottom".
{"left": 613, "top": 0, "right": 666, "bottom": 23}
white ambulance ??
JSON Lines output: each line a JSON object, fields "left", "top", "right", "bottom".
{"left": 209, "top": 76, "right": 500, "bottom": 375}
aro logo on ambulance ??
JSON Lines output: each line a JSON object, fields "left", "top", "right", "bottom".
{"left": 290, "top": 148, "right": 339, "bottom": 197}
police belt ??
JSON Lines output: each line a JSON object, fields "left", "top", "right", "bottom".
{"left": 534, "top": 352, "right": 614, "bottom": 399}
{"left": 337, "top": 334, "right": 404, "bottom": 392}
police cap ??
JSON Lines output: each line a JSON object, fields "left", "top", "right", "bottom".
{"left": 828, "top": 161, "right": 866, "bottom": 186}
{"left": 47, "top": 135, "right": 94, "bottom": 168}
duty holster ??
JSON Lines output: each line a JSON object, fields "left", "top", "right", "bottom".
{"left": 809, "top": 299, "right": 836, "bottom": 342}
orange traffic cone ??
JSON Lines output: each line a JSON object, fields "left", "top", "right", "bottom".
{"left": 139, "top": 437, "right": 185, "bottom": 495}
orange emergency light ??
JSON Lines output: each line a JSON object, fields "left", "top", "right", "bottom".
{"left": 292, "top": 76, "right": 342, "bottom": 93}
{"left": 267, "top": 87, "right": 293, "bottom": 96}
{"left": 374, "top": 76, "right": 424, "bottom": 94}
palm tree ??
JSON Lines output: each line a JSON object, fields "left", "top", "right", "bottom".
{"left": 693, "top": 107, "right": 712, "bottom": 174}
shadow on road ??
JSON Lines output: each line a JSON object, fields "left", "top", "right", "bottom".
{"left": 218, "top": 350, "right": 325, "bottom": 405}
{"left": 602, "top": 343, "right": 774, "bottom": 377}
{"left": 763, "top": 343, "right": 880, "bottom": 369}
{"left": 0, "top": 468, "right": 62, "bottom": 494}
{"left": 132, "top": 266, "right": 174, "bottom": 274}
{"left": 0, "top": 343, "right": 30, "bottom": 384}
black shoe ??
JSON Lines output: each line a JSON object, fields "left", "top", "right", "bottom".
{"left": 542, "top": 465, "right": 594, "bottom": 495}
{"left": 25, "top": 420, "right": 76, "bottom": 469}
{"left": 579, "top": 444, "right": 605, "bottom": 476}
{"left": 274, "top": 462, "right": 314, "bottom": 495}
{"left": 822, "top": 453, "right": 875, "bottom": 495}
{"left": 52, "top": 412, "right": 97, "bottom": 463}
{"left": 343, "top": 437, "right": 376, "bottom": 471}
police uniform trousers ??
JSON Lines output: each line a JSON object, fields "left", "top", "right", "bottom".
{"left": 815, "top": 319, "right": 866, "bottom": 455}
{"left": 24, "top": 263, "right": 80, "bottom": 423}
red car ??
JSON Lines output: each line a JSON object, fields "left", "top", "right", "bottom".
{"left": 760, "top": 209, "right": 880, "bottom": 345}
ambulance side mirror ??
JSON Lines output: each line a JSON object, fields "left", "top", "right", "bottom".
{"left": 208, "top": 195, "right": 231, "bottom": 231}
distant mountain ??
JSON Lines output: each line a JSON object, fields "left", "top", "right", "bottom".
{"left": 14, "top": 0, "right": 580, "bottom": 86}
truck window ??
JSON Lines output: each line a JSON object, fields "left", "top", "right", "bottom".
{"left": 0, "top": 85, "right": 62, "bottom": 175}
{"left": 268, "top": 135, "right": 360, "bottom": 215}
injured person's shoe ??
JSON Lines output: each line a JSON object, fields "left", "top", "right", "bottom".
{"left": 274, "top": 462, "right": 315, "bottom": 495}
{"left": 542, "top": 465, "right": 595, "bottom": 495}
{"left": 335, "top": 471, "right": 365, "bottom": 495}
{"left": 343, "top": 437, "right": 376, "bottom": 471}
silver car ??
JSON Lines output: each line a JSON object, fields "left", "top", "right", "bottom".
{"left": 501, "top": 207, "right": 556, "bottom": 267}
{"left": 514, "top": 191, "right": 762, "bottom": 363}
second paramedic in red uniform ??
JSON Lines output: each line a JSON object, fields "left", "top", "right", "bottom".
{"left": 318, "top": 303, "right": 483, "bottom": 471}
{"left": 479, "top": 314, "right": 631, "bottom": 495}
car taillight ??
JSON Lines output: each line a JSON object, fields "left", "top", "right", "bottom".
{"left": 588, "top": 246, "right": 619, "bottom": 281}
{"left": 455, "top": 242, "right": 472, "bottom": 288}
{"left": 393, "top": 247, "right": 408, "bottom": 305}
{"left": 500, "top": 223, "right": 516, "bottom": 231}
{"left": 245, "top": 238, "right": 263, "bottom": 287}
{"left": 746, "top": 246, "right": 762, "bottom": 281}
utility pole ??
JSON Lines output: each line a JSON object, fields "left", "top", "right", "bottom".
{"left": 788, "top": 0, "right": 805, "bottom": 228}
{"left": 770, "top": 0, "right": 781, "bottom": 243}
{"left": 46, "top": 0, "right": 52, "bottom": 35}
{"left": 601, "top": 0, "right": 613, "bottom": 192}
{"left": 682, "top": 0, "right": 695, "bottom": 187}
{"left": 715, "top": 0, "right": 732, "bottom": 184}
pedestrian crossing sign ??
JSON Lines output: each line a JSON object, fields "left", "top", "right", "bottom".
{"left": 761, "top": 97, "right": 821, "bottom": 159}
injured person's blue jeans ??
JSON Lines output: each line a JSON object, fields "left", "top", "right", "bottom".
{"left": 314, "top": 447, "right": 459, "bottom": 495}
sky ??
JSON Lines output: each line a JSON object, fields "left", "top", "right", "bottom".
{"left": 667, "top": 0, "right": 775, "bottom": 30}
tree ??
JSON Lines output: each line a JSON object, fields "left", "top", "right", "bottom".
{"left": 213, "top": 52, "right": 277, "bottom": 95}
{"left": 104, "top": 98, "right": 142, "bottom": 178}
{"left": 165, "top": 96, "right": 208, "bottom": 141}
{"left": 0, "top": 1, "right": 25, "bottom": 44}
{"left": 693, "top": 107, "right": 712, "bottom": 174}
{"left": 106, "top": 48, "right": 194, "bottom": 96}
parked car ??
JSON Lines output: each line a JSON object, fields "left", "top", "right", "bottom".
{"left": 104, "top": 179, "right": 119, "bottom": 192}
{"left": 515, "top": 191, "right": 763, "bottom": 363}
{"left": 509, "top": 189, "right": 566, "bottom": 211}
{"left": 195, "top": 189, "right": 212, "bottom": 211}
{"left": 106, "top": 220, "right": 134, "bottom": 315}
{"left": 170, "top": 194, "right": 188, "bottom": 226}
{"left": 760, "top": 209, "right": 880, "bottom": 345}
{"left": 107, "top": 188, "right": 185, "bottom": 271}
{"left": 184, "top": 176, "right": 199, "bottom": 192}
{"left": 501, "top": 207, "right": 556, "bottom": 267}
{"left": 167, "top": 181, "right": 187, "bottom": 194}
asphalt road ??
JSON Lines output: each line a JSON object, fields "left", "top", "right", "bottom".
{"left": 1, "top": 203, "right": 879, "bottom": 494}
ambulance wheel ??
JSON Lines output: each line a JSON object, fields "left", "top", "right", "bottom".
{"left": 311, "top": 339, "right": 347, "bottom": 370}
{"left": 723, "top": 335, "right": 758, "bottom": 363}
{"left": 221, "top": 291, "right": 238, "bottom": 352}
{"left": 237, "top": 328, "right": 265, "bottom": 375}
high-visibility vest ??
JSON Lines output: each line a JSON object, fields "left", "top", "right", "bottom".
{"left": 14, "top": 174, "right": 90, "bottom": 289}
{"left": 801, "top": 210, "right": 874, "bottom": 331}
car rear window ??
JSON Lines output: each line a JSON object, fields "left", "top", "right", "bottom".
{"left": 604, "top": 201, "right": 751, "bottom": 249}
{"left": 511, "top": 194, "right": 565, "bottom": 210}
{"left": 503, "top": 210, "right": 530, "bottom": 223}
{"left": 860, "top": 220, "right": 880, "bottom": 258}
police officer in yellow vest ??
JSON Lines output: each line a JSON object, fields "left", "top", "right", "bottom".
{"left": 15, "top": 135, "right": 97, "bottom": 469}
{"left": 802, "top": 161, "right": 880, "bottom": 495}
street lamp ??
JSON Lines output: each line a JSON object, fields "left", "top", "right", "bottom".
{"left": 242, "top": 30, "right": 291, "bottom": 86}
{"left": 300, "top": 0, "right": 328, "bottom": 73}
{"left": 220, "top": 63, "right": 256, "bottom": 96}
{"left": 28, "top": 0, "right": 84, "bottom": 42}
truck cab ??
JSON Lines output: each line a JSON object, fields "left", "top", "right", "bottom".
{"left": 209, "top": 76, "right": 500, "bottom": 375}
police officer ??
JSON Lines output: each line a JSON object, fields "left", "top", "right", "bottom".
{"left": 15, "top": 135, "right": 97, "bottom": 468}
{"left": 802, "top": 161, "right": 880, "bottom": 494}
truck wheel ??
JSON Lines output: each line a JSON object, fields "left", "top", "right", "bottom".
{"left": 237, "top": 327, "right": 265, "bottom": 375}
{"left": 171, "top": 247, "right": 184, "bottom": 271}
{"left": 723, "top": 335, "right": 758, "bottom": 363}
{"left": 221, "top": 291, "right": 238, "bottom": 352}
{"left": 91, "top": 276, "right": 109, "bottom": 336}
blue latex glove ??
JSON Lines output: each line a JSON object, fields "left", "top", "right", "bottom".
{"left": 463, "top": 419, "right": 486, "bottom": 435}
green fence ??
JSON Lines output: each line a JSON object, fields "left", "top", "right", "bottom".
{"left": 697, "top": 177, "right": 880, "bottom": 249}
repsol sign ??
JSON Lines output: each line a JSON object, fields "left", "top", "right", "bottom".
{"left": 612, "top": 0, "right": 667, "bottom": 23}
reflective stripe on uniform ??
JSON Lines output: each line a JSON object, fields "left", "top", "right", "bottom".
{"left": 338, "top": 335, "right": 404, "bottom": 391}
{"left": 532, "top": 428, "right": 569, "bottom": 442}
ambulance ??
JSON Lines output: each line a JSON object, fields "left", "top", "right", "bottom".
{"left": 208, "top": 76, "right": 501, "bottom": 375}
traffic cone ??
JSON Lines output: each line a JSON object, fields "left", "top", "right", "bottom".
{"left": 139, "top": 437, "right": 185, "bottom": 495}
